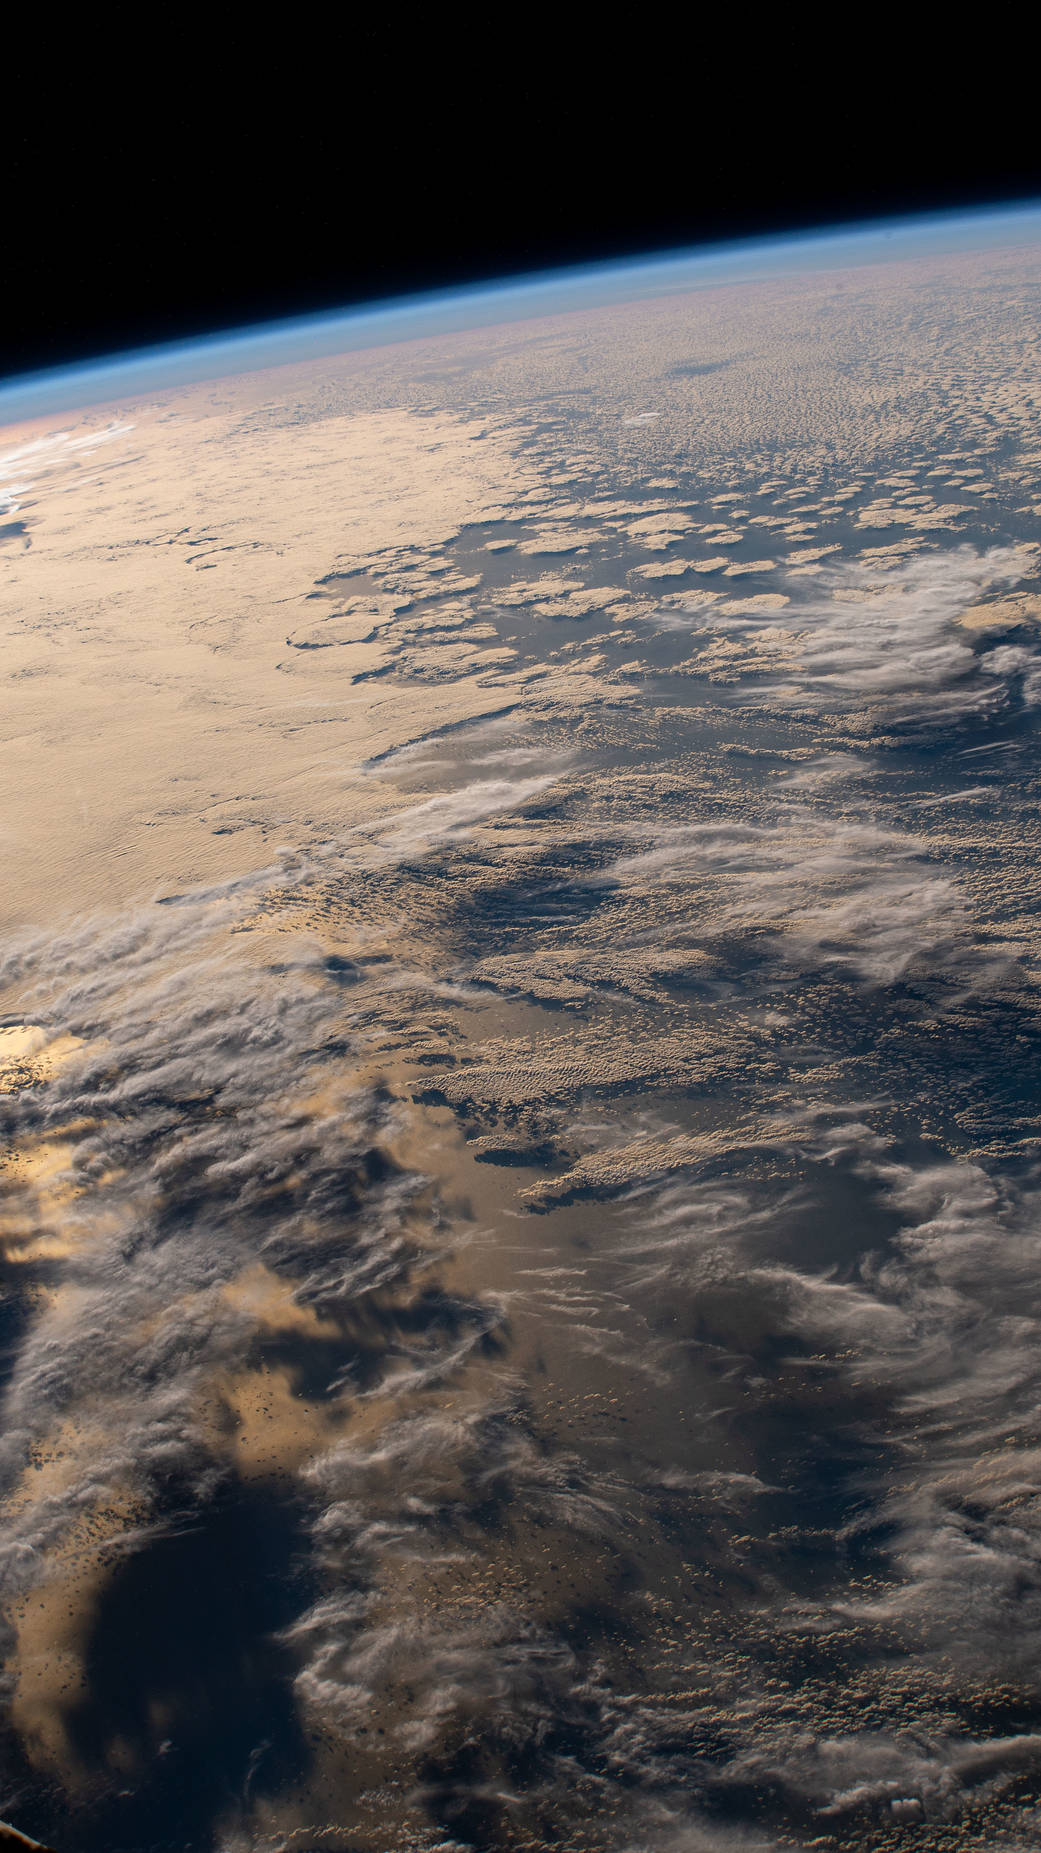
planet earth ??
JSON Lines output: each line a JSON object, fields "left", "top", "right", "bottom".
{"left": 4, "top": 209, "right": 1041, "bottom": 1851}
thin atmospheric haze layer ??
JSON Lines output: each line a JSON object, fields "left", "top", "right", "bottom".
{"left": 4, "top": 213, "right": 1041, "bottom": 1852}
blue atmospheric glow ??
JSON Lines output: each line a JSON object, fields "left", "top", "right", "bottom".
{"left": 3, "top": 200, "right": 1041, "bottom": 426}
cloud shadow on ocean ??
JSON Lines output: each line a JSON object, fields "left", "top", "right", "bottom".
{"left": 10, "top": 251, "right": 1041, "bottom": 1848}
{"left": 60, "top": 1484, "right": 313, "bottom": 1851}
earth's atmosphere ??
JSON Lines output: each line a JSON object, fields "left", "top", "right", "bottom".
{"left": 4, "top": 215, "right": 1041, "bottom": 1851}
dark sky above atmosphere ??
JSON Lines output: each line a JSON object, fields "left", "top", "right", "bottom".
{"left": 6, "top": 25, "right": 1041, "bottom": 383}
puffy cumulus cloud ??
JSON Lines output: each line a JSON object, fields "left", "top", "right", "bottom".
{"left": 0, "top": 898, "right": 433, "bottom": 1665}
{"left": 218, "top": 1383, "right": 658, "bottom": 1853}
{"left": 635, "top": 589, "right": 723, "bottom": 628}
{"left": 6, "top": 512, "right": 1041, "bottom": 1846}
{"left": 592, "top": 810, "right": 1013, "bottom": 988}
{"left": 655, "top": 544, "right": 1041, "bottom": 734}
{"left": 817, "top": 1155, "right": 1041, "bottom": 1656}
{"left": 526, "top": 1111, "right": 1041, "bottom": 1835}
{"left": 289, "top": 1400, "right": 624, "bottom": 1736}
{"left": 979, "top": 641, "right": 1041, "bottom": 706}
{"left": 0, "top": 748, "right": 587, "bottom": 1801}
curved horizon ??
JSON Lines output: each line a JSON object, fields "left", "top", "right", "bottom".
{"left": 3, "top": 195, "right": 1041, "bottom": 426}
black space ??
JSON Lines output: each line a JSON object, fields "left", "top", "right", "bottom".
{"left": 5, "top": 25, "right": 1041, "bottom": 381}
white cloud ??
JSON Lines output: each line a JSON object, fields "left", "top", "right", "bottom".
{"left": 652, "top": 544, "right": 1041, "bottom": 731}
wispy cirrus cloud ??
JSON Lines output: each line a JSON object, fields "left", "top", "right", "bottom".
{"left": 656, "top": 544, "right": 1041, "bottom": 732}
